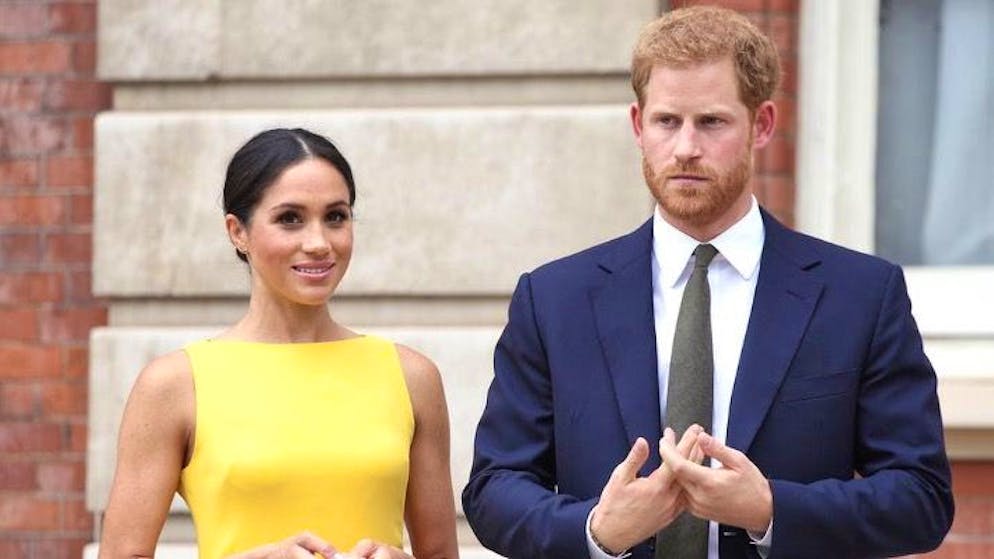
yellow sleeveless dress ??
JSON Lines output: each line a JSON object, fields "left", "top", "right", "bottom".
{"left": 178, "top": 336, "right": 414, "bottom": 559}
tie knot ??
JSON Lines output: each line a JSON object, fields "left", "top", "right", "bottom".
{"left": 693, "top": 244, "right": 718, "bottom": 268}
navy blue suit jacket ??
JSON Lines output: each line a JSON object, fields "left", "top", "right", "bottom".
{"left": 463, "top": 210, "right": 953, "bottom": 559}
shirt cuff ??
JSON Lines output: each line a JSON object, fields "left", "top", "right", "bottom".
{"left": 585, "top": 506, "right": 631, "bottom": 559}
{"left": 746, "top": 516, "right": 773, "bottom": 559}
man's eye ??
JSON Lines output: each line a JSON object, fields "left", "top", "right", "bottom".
{"left": 700, "top": 116, "right": 724, "bottom": 127}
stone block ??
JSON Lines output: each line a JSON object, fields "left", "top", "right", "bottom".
{"left": 98, "top": 0, "right": 220, "bottom": 79}
{"left": 99, "top": 0, "right": 657, "bottom": 79}
{"left": 94, "top": 108, "right": 652, "bottom": 296}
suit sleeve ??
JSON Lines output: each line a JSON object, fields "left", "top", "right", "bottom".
{"left": 768, "top": 265, "right": 954, "bottom": 558}
{"left": 462, "top": 273, "right": 596, "bottom": 559}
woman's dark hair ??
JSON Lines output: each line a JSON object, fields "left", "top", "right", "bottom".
{"left": 223, "top": 128, "right": 356, "bottom": 262}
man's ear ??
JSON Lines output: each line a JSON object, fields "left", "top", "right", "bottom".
{"left": 751, "top": 100, "right": 777, "bottom": 149}
{"left": 630, "top": 102, "right": 645, "bottom": 150}
{"left": 225, "top": 214, "right": 248, "bottom": 256}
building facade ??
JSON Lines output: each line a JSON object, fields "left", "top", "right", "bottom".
{"left": 1, "top": 0, "right": 991, "bottom": 557}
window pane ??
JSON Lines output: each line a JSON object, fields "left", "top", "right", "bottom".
{"left": 876, "top": 0, "right": 994, "bottom": 265}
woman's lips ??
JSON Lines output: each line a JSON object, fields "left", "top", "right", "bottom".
{"left": 292, "top": 262, "right": 334, "bottom": 278}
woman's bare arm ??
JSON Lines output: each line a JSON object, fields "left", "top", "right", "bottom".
{"left": 98, "top": 350, "right": 194, "bottom": 559}
{"left": 396, "top": 344, "right": 460, "bottom": 559}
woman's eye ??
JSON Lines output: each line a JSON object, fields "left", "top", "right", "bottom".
{"left": 326, "top": 210, "right": 351, "bottom": 224}
{"left": 276, "top": 212, "right": 302, "bottom": 225}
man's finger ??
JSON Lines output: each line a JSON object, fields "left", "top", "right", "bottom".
{"left": 699, "top": 432, "right": 746, "bottom": 468}
{"left": 689, "top": 440, "right": 705, "bottom": 465}
{"left": 661, "top": 426, "right": 676, "bottom": 453}
{"left": 647, "top": 428, "right": 678, "bottom": 481}
{"left": 611, "top": 437, "right": 649, "bottom": 484}
{"left": 659, "top": 432, "right": 712, "bottom": 484}
{"left": 675, "top": 424, "right": 703, "bottom": 455}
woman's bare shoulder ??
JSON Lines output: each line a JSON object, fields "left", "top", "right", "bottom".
{"left": 129, "top": 349, "right": 195, "bottom": 410}
{"left": 393, "top": 343, "right": 445, "bottom": 409}
{"left": 394, "top": 343, "right": 439, "bottom": 378}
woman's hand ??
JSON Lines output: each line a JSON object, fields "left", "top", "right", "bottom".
{"left": 227, "top": 531, "right": 340, "bottom": 559}
{"left": 349, "top": 539, "right": 414, "bottom": 559}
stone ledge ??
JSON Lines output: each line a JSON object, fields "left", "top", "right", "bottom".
{"left": 923, "top": 337, "right": 994, "bottom": 431}
{"left": 112, "top": 76, "right": 634, "bottom": 111}
{"left": 106, "top": 297, "right": 511, "bottom": 328}
{"left": 945, "top": 428, "right": 994, "bottom": 460}
{"left": 93, "top": 107, "right": 651, "bottom": 297}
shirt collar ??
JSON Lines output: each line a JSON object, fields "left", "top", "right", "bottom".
{"left": 652, "top": 197, "right": 765, "bottom": 288}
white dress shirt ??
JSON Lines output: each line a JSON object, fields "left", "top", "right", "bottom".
{"left": 587, "top": 198, "right": 770, "bottom": 558}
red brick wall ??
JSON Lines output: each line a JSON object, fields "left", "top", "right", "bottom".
{"left": 913, "top": 461, "right": 994, "bottom": 558}
{"left": 1, "top": 1, "right": 109, "bottom": 557}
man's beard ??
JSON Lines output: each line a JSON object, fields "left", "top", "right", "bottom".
{"left": 643, "top": 150, "right": 752, "bottom": 227}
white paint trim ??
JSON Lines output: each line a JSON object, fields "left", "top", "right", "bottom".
{"left": 907, "top": 268, "right": 994, "bottom": 337}
{"left": 937, "top": 377, "right": 994, "bottom": 428}
{"left": 796, "top": 0, "right": 878, "bottom": 252}
{"left": 923, "top": 338, "right": 994, "bottom": 380}
{"left": 796, "top": 0, "right": 994, "bottom": 390}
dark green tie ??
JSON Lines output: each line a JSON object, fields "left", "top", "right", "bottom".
{"left": 655, "top": 243, "right": 718, "bottom": 559}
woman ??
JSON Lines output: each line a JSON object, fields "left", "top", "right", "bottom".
{"left": 99, "top": 128, "right": 459, "bottom": 559}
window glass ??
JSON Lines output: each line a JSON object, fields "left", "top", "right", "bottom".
{"left": 875, "top": 0, "right": 993, "bottom": 265}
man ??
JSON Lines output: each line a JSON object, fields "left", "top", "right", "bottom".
{"left": 462, "top": 6, "right": 953, "bottom": 559}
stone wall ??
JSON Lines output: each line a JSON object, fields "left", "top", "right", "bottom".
{"left": 88, "top": 1, "right": 659, "bottom": 556}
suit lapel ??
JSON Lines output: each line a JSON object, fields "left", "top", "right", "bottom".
{"left": 727, "top": 212, "right": 824, "bottom": 453}
{"left": 591, "top": 220, "right": 662, "bottom": 474}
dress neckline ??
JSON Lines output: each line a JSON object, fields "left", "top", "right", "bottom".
{"left": 205, "top": 335, "right": 368, "bottom": 347}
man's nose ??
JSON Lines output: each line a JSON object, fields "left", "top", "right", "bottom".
{"left": 673, "top": 124, "right": 703, "bottom": 163}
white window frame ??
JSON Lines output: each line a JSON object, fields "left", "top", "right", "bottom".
{"left": 796, "top": 0, "right": 994, "bottom": 435}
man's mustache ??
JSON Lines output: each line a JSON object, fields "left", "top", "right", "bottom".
{"left": 656, "top": 163, "right": 719, "bottom": 182}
